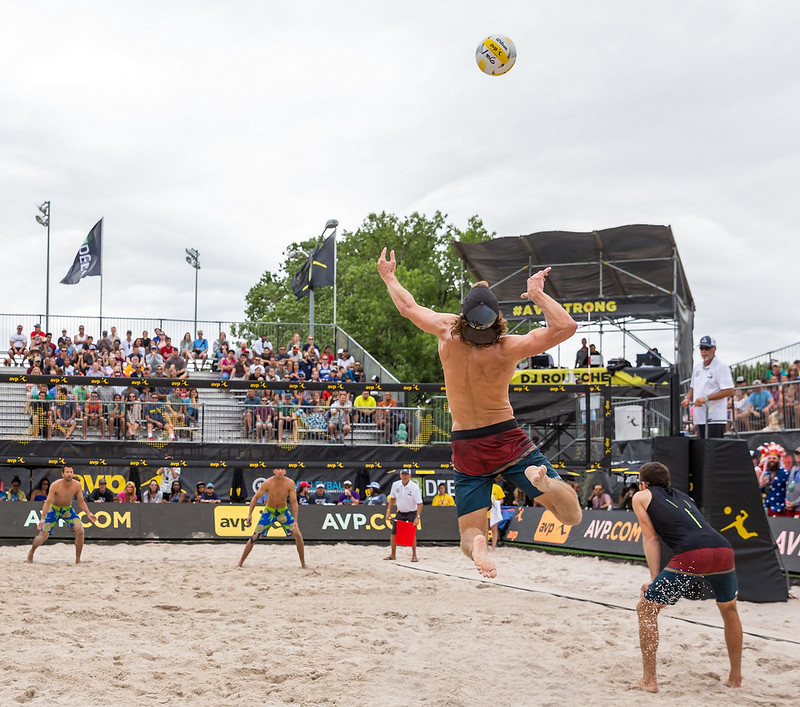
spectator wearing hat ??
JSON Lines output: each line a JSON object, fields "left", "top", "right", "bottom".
{"left": 296, "top": 481, "right": 313, "bottom": 505}
{"left": 364, "top": 481, "right": 387, "bottom": 506}
{"left": 759, "top": 452, "right": 790, "bottom": 516}
{"left": 191, "top": 330, "right": 209, "bottom": 371}
{"left": 385, "top": 470, "right": 423, "bottom": 561}
{"left": 747, "top": 380, "right": 774, "bottom": 430}
{"left": 682, "top": 336, "right": 734, "bottom": 439}
{"left": 193, "top": 482, "right": 206, "bottom": 502}
{"left": 337, "top": 480, "right": 361, "bottom": 505}
{"left": 199, "top": 483, "right": 221, "bottom": 504}
{"left": 337, "top": 349, "right": 355, "bottom": 369}
{"left": 311, "top": 483, "right": 333, "bottom": 505}
{"left": 88, "top": 477, "right": 115, "bottom": 503}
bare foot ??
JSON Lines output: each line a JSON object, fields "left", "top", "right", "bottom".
{"left": 471, "top": 534, "right": 497, "bottom": 578}
{"left": 631, "top": 679, "right": 658, "bottom": 693}
{"left": 26, "top": 552, "right": 34, "bottom": 564}
{"left": 383, "top": 555, "right": 395, "bottom": 561}
{"left": 727, "top": 675, "right": 742, "bottom": 688}
{"left": 524, "top": 465, "right": 553, "bottom": 493}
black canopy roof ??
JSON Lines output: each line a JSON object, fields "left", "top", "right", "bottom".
{"left": 452, "top": 224, "right": 694, "bottom": 309}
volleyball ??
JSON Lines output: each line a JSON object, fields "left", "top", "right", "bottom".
{"left": 475, "top": 34, "right": 517, "bottom": 76}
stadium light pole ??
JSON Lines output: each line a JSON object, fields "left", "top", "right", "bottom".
{"left": 185, "top": 248, "right": 200, "bottom": 336}
{"left": 36, "top": 201, "right": 51, "bottom": 332}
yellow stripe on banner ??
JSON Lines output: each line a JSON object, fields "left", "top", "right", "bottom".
{"left": 483, "top": 38, "right": 509, "bottom": 64}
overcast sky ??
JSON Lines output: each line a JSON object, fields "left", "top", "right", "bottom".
{"left": 2, "top": 1, "right": 798, "bottom": 369}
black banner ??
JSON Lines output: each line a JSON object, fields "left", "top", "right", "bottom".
{"left": 0, "top": 503, "right": 460, "bottom": 543}
{"left": 1, "top": 465, "right": 457, "bottom": 506}
{"left": 501, "top": 294, "right": 675, "bottom": 322}
{"left": 690, "top": 439, "right": 788, "bottom": 602}
{"left": 291, "top": 233, "right": 335, "bottom": 299}
{"left": 504, "top": 505, "right": 793, "bottom": 598}
{"left": 60, "top": 218, "right": 103, "bottom": 284}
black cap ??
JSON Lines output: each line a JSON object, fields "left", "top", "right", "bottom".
{"left": 460, "top": 285, "right": 499, "bottom": 345}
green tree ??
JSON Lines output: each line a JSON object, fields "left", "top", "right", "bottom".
{"left": 242, "top": 211, "right": 494, "bottom": 382}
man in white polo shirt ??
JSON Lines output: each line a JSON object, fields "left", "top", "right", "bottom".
{"left": 385, "top": 469, "right": 423, "bottom": 562}
{"left": 682, "top": 335, "right": 734, "bottom": 439}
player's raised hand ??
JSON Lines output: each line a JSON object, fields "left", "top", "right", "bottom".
{"left": 377, "top": 247, "right": 397, "bottom": 281}
{"left": 521, "top": 267, "right": 551, "bottom": 300}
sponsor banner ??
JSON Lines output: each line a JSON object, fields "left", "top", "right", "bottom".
{"left": 0, "top": 504, "right": 460, "bottom": 543}
{"left": 504, "top": 507, "right": 643, "bottom": 554}
{"left": 500, "top": 294, "right": 674, "bottom": 322}
{"left": 505, "top": 507, "right": 800, "bottom": 575}
{"left": 771, "top": 517, "right": 800, "bottom": 574}
{"left": 510, "top": 367, "right": 670, "bottom": 387}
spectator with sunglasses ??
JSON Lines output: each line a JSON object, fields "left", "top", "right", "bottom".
{"left": 682, "top": 336, "right": 734, "bottom": 439}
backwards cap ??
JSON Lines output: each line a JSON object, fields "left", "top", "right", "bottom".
{"left": 460, "top": 285, "right": 500, "bottom": 345}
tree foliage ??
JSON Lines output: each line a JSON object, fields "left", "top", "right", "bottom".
{"left": 243, "top": 211, "right": 494, "bottom": 382}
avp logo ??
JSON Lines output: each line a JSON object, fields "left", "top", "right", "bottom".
{"left": 24, "top": 509, "right": 131, "bottom": 529}
{"left": 321, "top": 512, "right": 405, "bottom": 533}
{"left": 214, "top": 506, "right": 287, "bottom": 538}
{"left": 719, "top": 507, "right": 758, "bottom": 540}
{"left": 583, "top": 518, "right": 641, "bottom": 543}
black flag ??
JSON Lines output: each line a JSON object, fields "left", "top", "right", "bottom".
{"left": 291, "top": 233, "right": 335, "bottom": 300}
{"left": 60, "top": 218, "right": 103, "bottom": 285}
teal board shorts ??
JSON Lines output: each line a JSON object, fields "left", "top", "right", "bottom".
{"left": 41, "top": 505, "right": 81, "bottom": 534}
{"left": 254, "top": 505, "right": 296, "bottom": 536}
{"left": 452, "top": 419, "right": 562, "bottom": 517}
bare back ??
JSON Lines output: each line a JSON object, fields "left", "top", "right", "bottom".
{"left": 263, "top": 476, "right": 296, "bottom": 508}
{"left": 48, "top": 479, "right": 83, "bottom": 506}
{"left": 440, "top": 334, "right": 535, "bottom": 430}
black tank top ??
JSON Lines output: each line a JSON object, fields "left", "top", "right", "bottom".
{"left": 646, "top": 486, "right": 730, "bottom": 554}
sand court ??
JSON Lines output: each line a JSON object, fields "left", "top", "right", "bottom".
{"left": 1, "top": 542, "right": 796, "bottom": 706}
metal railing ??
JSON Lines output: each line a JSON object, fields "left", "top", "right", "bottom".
{"left": 726, "top": 381, "right": 800, "bottom": 434}
{"left": 732, "top": 342, "right": 800, "bottom": 383}
{"left": 1, "top": 392, "right": 446, "bottom": 447}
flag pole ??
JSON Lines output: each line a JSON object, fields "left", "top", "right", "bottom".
{"left": 333, "top": 226, "right": 337, "bottom": 344}
{"left": 99, "top": 219, "right": 104, "bottom": 332}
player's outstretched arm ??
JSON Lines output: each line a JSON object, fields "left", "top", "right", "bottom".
{"left": 377, "top": 248, "right": 454, "bottom": 337}
{"left": 515, "top": 268, "right": 577, "bottom": 356}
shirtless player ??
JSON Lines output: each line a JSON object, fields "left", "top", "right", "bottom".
{"left": 378, "top": 248, "right": 582, "bottom": 578}
{"left": 237, "top": 468, "right": 306, "bottom": 568}
{"left": 28, "top": 465, "right": 97, "bottom": 564}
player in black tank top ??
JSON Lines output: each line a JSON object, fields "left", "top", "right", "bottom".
{"left": 645, "top": 486, "right": 731, "bottom": 555}
{"left": 632, "top": 462, "right": 742, "bottom": 694}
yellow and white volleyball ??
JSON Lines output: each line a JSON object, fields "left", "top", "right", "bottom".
{"left": 475, "top": 34, "right": 517, "bottom": 76}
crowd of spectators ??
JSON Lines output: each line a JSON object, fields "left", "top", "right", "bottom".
{"left": 729, "top": 360, "right": 800, "bottom": 432}
{"left": 7, "top": 323, "right": 409, "bottom": 443}
{"left": 236, "top": 386, "right": 405, "bottom": 444}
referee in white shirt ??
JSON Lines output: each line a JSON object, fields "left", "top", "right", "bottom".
{"left": 385, "top": 469, "right": 423, "bottom": 562}
{"left": 682, "top": 335, "right": 734, "bottom": 439}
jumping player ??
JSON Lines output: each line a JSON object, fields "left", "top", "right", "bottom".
{"left": 632, "top": 461, "right": 743, "bottom": 693}
{"left": 378, "top": 248, "right": 582, "bottom": 578}
{"left": 27, "top": 465, "right": 98, "bottom": 564}
{"left": 237, "top": 468, "right": 306, "bottom": 568}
